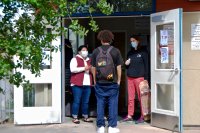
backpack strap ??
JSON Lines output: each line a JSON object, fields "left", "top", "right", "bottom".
{"left": 97, "top": 46, "right": 103, "bottom": 54}
{"left": 107, "top": 46, "right": 113, "bottom": 53}
{"left": 98, "top": 46, "right": 113, "bottom": 53}
{"left": 107, "top": 46, "right": 114, "bottom": 65}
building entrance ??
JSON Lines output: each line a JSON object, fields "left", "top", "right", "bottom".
{"left": 63, "top": 16, "right": 151, "bottom": 118}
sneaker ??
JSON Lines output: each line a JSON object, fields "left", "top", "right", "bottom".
{"left": 108, "top": 127, "right": 120, "bottom": 133}
{"left": 97, "top": 126, "right": 105, "bottom": 133}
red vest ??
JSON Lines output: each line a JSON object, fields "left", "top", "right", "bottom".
{"left": 70, "top": 56, "right": 93, "bottom": 86}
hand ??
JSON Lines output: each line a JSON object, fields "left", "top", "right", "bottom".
{"left": 85, "top": 65, "right": 91, "bottom": 71}
{"left": 125, "top": 58, "right": 131, "bottom": 65}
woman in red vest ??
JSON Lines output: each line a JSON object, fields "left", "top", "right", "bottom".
{"left": 70, "top": 45, "right": 93, "bottom": 124}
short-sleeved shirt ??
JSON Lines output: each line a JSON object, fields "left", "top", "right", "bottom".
{"left": 91, "top": 45, "right": 124, "bottom": 83}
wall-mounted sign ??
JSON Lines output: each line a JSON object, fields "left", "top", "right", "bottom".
{"left": 191, "top": 24, "right": 200, "bottom": 50}
{"left": 191, "top": 24, "right": 200, "bottom": 36}
{"left": 191, "top": 36, "right": 200, "bottom": 50}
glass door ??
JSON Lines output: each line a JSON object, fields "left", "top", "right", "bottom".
{"left": 150, "top": 8, "right": 183, "bottom": 132}
{"left": 14, "top": 27, "right": 62, "bottom": 125}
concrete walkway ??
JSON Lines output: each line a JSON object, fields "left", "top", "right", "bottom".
{"left": 0, "top": 117, "right": 199, "bottom": 133}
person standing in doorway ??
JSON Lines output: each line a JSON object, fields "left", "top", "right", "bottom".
{"left": 70, "top": 45, "right": 93, "bottom": 124}
{"left": 91, "top": 30, "right": 123, "bottom": 133}
{"left": 121, "top": 35, "right": 149, "bottom": 124}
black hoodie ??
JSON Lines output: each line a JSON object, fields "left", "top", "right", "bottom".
{"left": 126, "top": 48, "right": 149, "bottom": 80}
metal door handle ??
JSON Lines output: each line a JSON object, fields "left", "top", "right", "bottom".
{"left": 168, "top": 68, "right": 179, "bottom": 81}
{"left": 170, "top": 68, "right": 179, "bottom": 73}
{"left": 174, "top": 68, "right": 179, "bottom": 73}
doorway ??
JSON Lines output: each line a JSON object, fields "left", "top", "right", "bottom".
{"left": 63, "top": 16, "right": 151, "bottom": 118}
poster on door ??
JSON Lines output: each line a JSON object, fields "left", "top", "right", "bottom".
{"left": 163, "top": 24, "right": 174, "bottom": 43}
{"left": 160, "top": 47, "right": 169, "bottom": 63}
{"left": 160, "top": 30, "right": 168, "bottom": 46}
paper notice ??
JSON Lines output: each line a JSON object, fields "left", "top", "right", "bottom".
{"left": 160, "top": 30, "right": 168, "bottom": 46}
{"left": 160, "top": 47, "right": 169, "bottom": 63}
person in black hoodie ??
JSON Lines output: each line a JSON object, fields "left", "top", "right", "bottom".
{"left": 122, "top": 35, "right": 149, "bottom": 124}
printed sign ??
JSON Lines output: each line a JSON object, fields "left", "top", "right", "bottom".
{"left": 160, "top": 30, "right": 168, "bottom": 46}
{"left": 191, "top": 24, "right": 200, "bottom": 36}
{"left": 191, "top": 36, "right": 200, "bottom": 50}
{"left": 160, "top": 47, "right": 169, "bottom": 63}
{"left": 163, "top": 24, "right": 174, "bottom": 43}
{"left": 191, "top": 24, "right": 200, "bottom": 50}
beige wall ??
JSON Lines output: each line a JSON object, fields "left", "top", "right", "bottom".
{"left": 183, "top": 12, "right": 200, "bottom": 125}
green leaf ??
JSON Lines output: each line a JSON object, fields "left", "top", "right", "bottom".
{"left": 0, "top": 0, "right": 114, "bottom": 88}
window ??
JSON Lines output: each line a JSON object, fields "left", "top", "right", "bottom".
{"left": 41, "top": 28, "right": 52, "bottom": 69}
{"left": 23, "top": 83, "right": 52, "bottom": 107}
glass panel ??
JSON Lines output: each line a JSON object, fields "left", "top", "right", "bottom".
{"left": 41, "top": 28, "right": 52, "bottom": 69}
{"left": 156, "top": 84, "right": 174, "bottom": 111}
{"left": 23, "top": 84, "right": 52, "bottom": 107}
{"left": 70, "top": 0, "right": 153, "bottom": 14}
{"left": 156, "top": 23, "right": 174, "bottom": 69}
{"left": 23, "top": 28, "right": 52, "bottom": 69}
{"left": 110, "top": 0, "right": 153, "bottom": 12}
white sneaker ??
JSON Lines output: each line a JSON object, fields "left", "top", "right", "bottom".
{"left": 97, "top": 126, "right": 105, "bottom": 133}
{"left": 108, "top": 127, "right": 120, "bottom": 133}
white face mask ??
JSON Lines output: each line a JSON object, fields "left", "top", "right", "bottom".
{"left": 81, "top": 51, "right": 88, "bottom": 58}
{"left": 131, "top": 42, "right": 138, "bottom": 48}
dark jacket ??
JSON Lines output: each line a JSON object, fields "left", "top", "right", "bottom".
{"left": 126, "top": 48, "right": 149, "bottom": 80}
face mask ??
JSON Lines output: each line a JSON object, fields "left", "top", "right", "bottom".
{"left": 81, "top": 51, "right": 88, "bottom": 58}
{"left": 131, "top": 42, "right": 138, "bottom": 48}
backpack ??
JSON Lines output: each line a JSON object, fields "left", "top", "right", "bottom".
{"left": 96, "top": 46, "right": 115, "bottom": 82}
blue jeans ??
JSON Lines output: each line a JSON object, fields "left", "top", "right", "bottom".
{"left": 71, "top": 85, "right": 91, "bottom": 118}
{"left": 95, "top": 82, "right": 119, "bottom": 127}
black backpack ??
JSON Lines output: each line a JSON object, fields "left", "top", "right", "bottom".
{"left": 96, "top": 46, "right": 115, "bottom": 82}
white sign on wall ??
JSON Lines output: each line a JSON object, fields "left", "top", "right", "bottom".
{"left": 191, "top": 24, "right": 200, "bottom": 50}
{"left": 191, "top": 37, "right": 200, "bottom": 50}
{"left": 191, "top": 24, "right": 200, "bottom": 36}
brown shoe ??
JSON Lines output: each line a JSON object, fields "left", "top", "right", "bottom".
{"left": 72, "top": 118, "right": 80, "bottom": 124}
{"left": 83, "top": 118, "right": 93, "bottom": 123}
